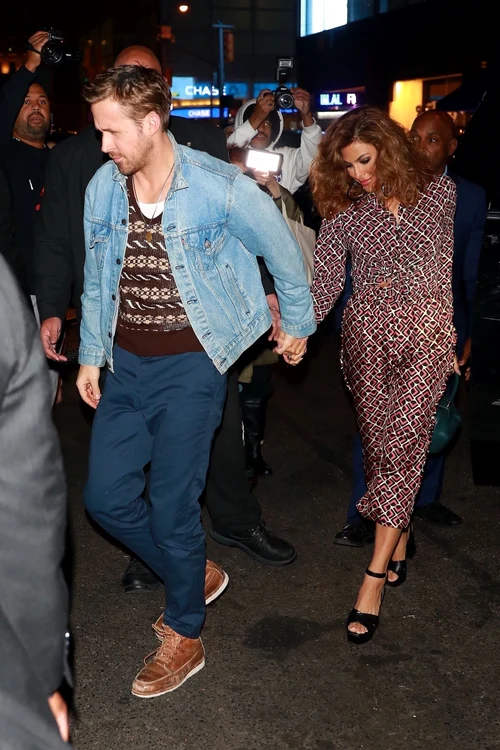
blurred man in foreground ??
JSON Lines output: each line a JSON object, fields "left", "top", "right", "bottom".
{"left": 0, "top": 256, "right": 69, "bottom": 747}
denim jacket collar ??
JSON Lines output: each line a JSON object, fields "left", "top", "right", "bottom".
{"left": 110, "top": 131, "right": 188, "bottom": 192}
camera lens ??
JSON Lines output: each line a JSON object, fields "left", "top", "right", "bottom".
{"left": 276, "top": 89, "right": 293, "bottom": 110}
{"left": 41, "top": 44, "right": 64, "bottom": 65}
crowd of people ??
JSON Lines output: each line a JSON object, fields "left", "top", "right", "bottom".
{"left": 0, "top": 30, "right": 487, "bottom": 748}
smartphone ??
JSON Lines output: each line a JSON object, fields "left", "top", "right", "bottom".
{"left": 245, "top": 148, "right": 283, "bottom": 175}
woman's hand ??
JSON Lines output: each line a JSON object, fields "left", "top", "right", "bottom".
{"left": 274, "top": 332, "right": 308, "bottom": 365}
{"left": 453, "top": 354, "right": 461, "bottom": 376}
{"left": 253, "top": 170, "right": 281, "bottom": 199}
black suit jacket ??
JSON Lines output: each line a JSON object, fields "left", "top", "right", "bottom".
{"left": 0, "top": 164, "right": 18, "bottom": 279}
{"left": 448, "top": 171, "right": 487, "bottom": 353}
{"left": 33, "top": 116, "right": 230, "bottom": 321}
{"left": 0, "top": 257, "right": 69, "bottom": 747}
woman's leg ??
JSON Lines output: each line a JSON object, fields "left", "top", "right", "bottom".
{"left": 342, "top": 308, "right": 402, "bottom": 632}
{"left": 348, "top": 523, "right": 402, "bottom": 635}
{"left": 356, "top": 300, "right": 453, "bottom": 530}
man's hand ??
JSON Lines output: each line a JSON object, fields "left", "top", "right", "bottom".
{"left": 48, "top": 691, "right": 69, "bottom": 742}
{"left": 274, "top": 331, "right": 308, "bottom": 365}
{"left": 266, "top": 293, "right": 281, "bottom": 341}
{"left": 248, "top": 89, "right": 275, "bottom": 130}
{"left": 459, "top": 338, "right": 471, "bottom": 381}
{"left": 40, "top": 317, "right": 67, "bottom": 362}
{"left": 291, "top": 87, "right": 314, "bottom": 127}
{"left": 253, "top": 170, "right": 281, "bottom": 199}
{"left": 25, "top": 31, "right": 50, "bottom": 73}
{"left": 459, "top": 337, "right": 471, "bottom": 368}
{"left": 76, "top": 365, "right": 101, "bottom": 409}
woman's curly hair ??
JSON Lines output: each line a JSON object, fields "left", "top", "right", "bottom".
{"left": 310, "top": 106, "right": 434, "bottom": 219}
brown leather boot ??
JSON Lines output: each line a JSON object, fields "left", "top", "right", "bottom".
{"left": 152, "top": 560, "right": 228, "bottom": 641}
{"left": 132, "top": 625, "right": 205, "bottom": 698}
{"left": 204, "top": 559, "right": 229, "bottom": 605}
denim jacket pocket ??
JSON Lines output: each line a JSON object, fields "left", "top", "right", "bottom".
{"left": 89, "top": 224, "right": 112, "bottom": 271}
{"left": 181, "top": 227, "right": 225, "bottom": 268}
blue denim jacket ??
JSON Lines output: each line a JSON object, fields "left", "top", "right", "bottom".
{"left": 79, "top": 134, "right": 316, "bottom": 374}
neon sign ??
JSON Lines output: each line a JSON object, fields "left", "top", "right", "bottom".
{"left": 318, "top": 92, "right": 363, "bottom": 109}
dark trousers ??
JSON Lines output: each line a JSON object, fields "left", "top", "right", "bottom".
{"left": 347, "top": 432, "right": 446, "bottom": 524}
{"left": 84, "top": 346, "right": 227, "bottom": 638}
{"left": 204, "top": 367, "right": 262, "bottom": 532}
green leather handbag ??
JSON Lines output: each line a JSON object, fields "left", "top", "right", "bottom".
{"left": 429, "top": 373, "right": 461, "bottom": 454}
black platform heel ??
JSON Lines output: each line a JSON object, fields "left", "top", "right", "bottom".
{"left": 346, "top": 568, "right": 387, "bottom": 645}
{"left": 386, "top": 524, "right": 416, "bottom": 589}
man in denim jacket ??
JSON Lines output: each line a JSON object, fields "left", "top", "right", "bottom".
{"left": 76, "top": 66, "right": 315, "bottom": 698}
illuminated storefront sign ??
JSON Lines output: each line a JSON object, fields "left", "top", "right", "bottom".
{"left": 172, "top": 77, "right": 249, "bottom": 100}
{"left": 171, "top": 77, "right": 283, "bottom": 102}
{"left": 317, "top": 91, "right": 364, "bottom": 109}
{"left": 173, "top": 107, "right": 230, "bottom": 119}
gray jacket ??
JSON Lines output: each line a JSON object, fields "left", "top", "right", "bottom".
{"left": 0, "top": 257, "right": 69, "bottom": 748}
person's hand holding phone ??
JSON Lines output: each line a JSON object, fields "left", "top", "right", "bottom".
{"left": 253, "top": 170, "right": 281, "bottom": 198}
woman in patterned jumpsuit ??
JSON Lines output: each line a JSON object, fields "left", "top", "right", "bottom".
{"left": 310, "top": 106, "right": 458, "bottom": 644}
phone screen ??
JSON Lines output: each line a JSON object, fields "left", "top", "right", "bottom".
{"left": 245, "top": 149, "right": 283, "bottom": 174}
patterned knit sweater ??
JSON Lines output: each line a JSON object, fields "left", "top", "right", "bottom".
{"left": 115, "top": 179, "right": 203, "bottom": 356}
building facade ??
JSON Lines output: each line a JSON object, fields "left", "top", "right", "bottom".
{"left": 160, "top": 0, "right": 299, "bottom": 120}
{"left": 298, "top": 0, "right": 496, "bottom": 130}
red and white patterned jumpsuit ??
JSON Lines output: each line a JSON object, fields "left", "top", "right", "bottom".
{"left": 312, "top": 175, "right": 457, "bottom": 529}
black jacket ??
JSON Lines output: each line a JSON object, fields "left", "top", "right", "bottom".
{"left": 0, "top": 65, "right": 49, "bottom": 295}
{"left": 34, "top": 117, "right": 230, "bottom": 321}
{"left": 0, "top": 164, "right": 18, "bottom": 277}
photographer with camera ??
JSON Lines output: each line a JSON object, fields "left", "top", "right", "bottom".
{"left": 226, "top": 72, "right": 322, "bottom": 194}
{"left": 0, "top": 30, "right": 61, "bottom": 402}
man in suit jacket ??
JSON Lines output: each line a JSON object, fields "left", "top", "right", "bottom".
{"left": 34, "top": 45, "right": 295, "bottom": 592}
{"left": 334, "top": 110, "right": 488, "bottom": 547}
{"left": 0, "top": 165, "right": 20, "bottom": 283}
{"left": 0, "top": 255, "right": 70, "bottom": 747}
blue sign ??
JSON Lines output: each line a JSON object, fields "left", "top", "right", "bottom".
{"left": 172, "top": 107, "right": 229, "bottom": 119}
{"left": 317, "top": 91, "right": 364, "bottom": 110}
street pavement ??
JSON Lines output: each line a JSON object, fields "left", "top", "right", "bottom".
{"left": 54, "top": 329, "right": 500, "bottom": 750}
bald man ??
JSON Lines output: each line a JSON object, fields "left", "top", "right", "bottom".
{"left": 34, "top": 45, "right": 295, "bottom": 594}
{"left": 334, "top": 109, "right": 488, "bottom": 547}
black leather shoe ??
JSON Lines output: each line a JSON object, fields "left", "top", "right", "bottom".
{"left": 210, "top": 522, "right": 296, "bottom": 566}
{"left": 413, "top": 501, "right": 462, "bottom": 526}
{"left": 122, "top": 557, "right": 163, "bottom": 594}
{"left": 252, "top": 452, "right": 273, "bottom": 477}
{"left": 334, "top": 521, "right": 375, "bottom": 548}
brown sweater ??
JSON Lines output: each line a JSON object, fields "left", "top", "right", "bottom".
{"left": 115, "top": 179, "right": 203, "bottom": 356}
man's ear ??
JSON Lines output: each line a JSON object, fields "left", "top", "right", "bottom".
{"left": 145, "top": 111, "right": 161, "bottom": 136}
{"left": 448, "top": 138, "right": 458, "bottom": 157}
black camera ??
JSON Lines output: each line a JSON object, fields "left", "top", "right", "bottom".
{"left": 38, "top": 28, "right": 82, "bottom": 65}
{"left": 275, "top": 57, "right": 294, "bottom": 110}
